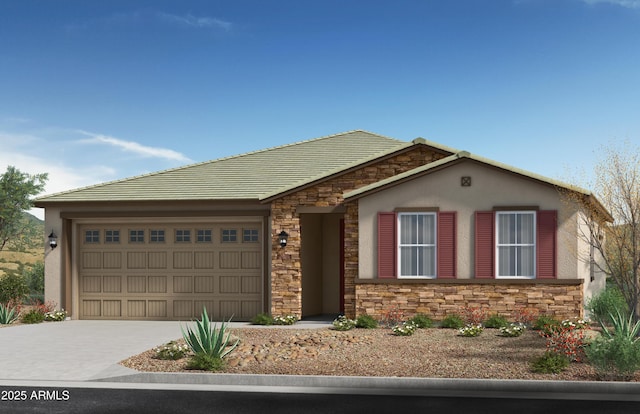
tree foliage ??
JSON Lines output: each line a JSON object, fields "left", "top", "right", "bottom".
{"left": 0, "top": 166, "right": 48, "bottom": 252}
{"left": 565, "top": 141, "right": 640, "bottom": 321}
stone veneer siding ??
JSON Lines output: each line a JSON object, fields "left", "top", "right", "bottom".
{"left": 355, "top": 279, "right": 584, "bottom": 321}
{"left": 270, "top": 146, "right": 444, "bottom": 317}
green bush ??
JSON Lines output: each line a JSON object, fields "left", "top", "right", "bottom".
{"left": 23, "top": 262, "right": 44, "bottom": 296}
{"left": 251, "top": 313, "right": 274, "bottom": 325}
{"left": 409, "top": 314, "right": 433, "bottom": 329}
{"left": 500, "top": 323, "right": 526, "bottom": 337}
{"left": 586, "top": 335, "right": 640, "bottom": 381}
{"left": 440, "top": 314, "right": 464, "bottom": 329}
{"left": 0, "top": 302, "right": 19, "bottom": 324}
{"left": 392, "top": 321, "right": 418, "bottom": 336}
{"left": 484, "top": 314, "right": 508, "bottom": 329}
{"left": 458, "top": 324, "right": 484, "bottom": 337}
{"left": 0, "top": 273, "right": 29, "bottom": 304}
{"left": 21, "top": 308, "right": 45, "bottom": 324}
{"left": 532, "top": 315, "right": 560, "bottom": 333}
{"left": 186, "top": 353, "right": 225, "bottom": 371}
{"left": 586, "top": 285, "right": 628, "bottom": 324}
{"left": 273, "top": 315, "right": 298, "bottom": 325}
{"left": 154, "top": 341, "right": 190, "bottom": 360}
{"left": 355, "top": 314, "right": 378, "bottom": 329}
{"left": 530, "top": 352, "right": 570, "bottom": 374}
{"left": 181, "top": 308, "right": 238, "bottom": 359}
{"left": 333, "top": 315, "right": 356, "bottom": 331}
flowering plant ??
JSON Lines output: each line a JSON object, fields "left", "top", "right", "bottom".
{"left": 461, "top": 306, "right": 488, "bottom": 325}
{"left": 44, "top": 309, "right": 67, "bottom": 322}
{"left": 539, "top": 324, "right": 586, "bottom": 362}
{"left": 500, "top": 323, "right": 526, "bottom": 337}
{"left": 458, "top": 324, "right": 484, "bottom": 337}
{"left": 154, "top": 341, "right": 190, "bottom": 360}
{"left": 561, "top": 317, "right": 589, "bottom": 330}
{"left": 513, "top": 307, "right": 539, "bottom": 327}
{"left": 273, "top": 315, "right": 298, "bottom": 325}
{"left": 332, "top": 315, "right": 356, "bottom": 331}
{"left": 392, "top": 321, "right": 418, "bottom": 336}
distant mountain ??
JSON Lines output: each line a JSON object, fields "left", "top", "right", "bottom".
{"left": 23, "top": 212, "right": 44, "bottom": 226}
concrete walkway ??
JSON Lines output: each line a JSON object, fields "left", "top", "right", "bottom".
{"left": 0, "top": 320, "right": 330, "bottom": 381}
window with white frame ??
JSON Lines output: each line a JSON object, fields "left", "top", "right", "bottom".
{"left": 398, "top": 212, "right": 436, "bottom": 277}
{"left": 496, "top": 211, "right": 536, "bottom": 278}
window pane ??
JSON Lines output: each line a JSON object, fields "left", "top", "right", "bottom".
{"left": 498, "top": 246, "right": 515, "bottom": 276}
{"left": 518, "top": 246, "right": 535, "bottom": 277}
{"left": 422, "top": 214, "right": 435, "bottom": 244}
{"left": 399, "top": 215, "right": 415, "bottom": 244}
{"left": 519, "top": 214, "right": 534, "bottom": 244}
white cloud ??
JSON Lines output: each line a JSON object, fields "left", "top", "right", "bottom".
{"left": 156, "top": 12, "right": 232, "bottom": 30}
{"left": 580, "top": 0, "right": 640, "bottom": 8}
{"left": 76, "top": 130, "right": 193, "bottom": 163}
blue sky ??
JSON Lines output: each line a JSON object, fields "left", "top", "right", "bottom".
{"left": 1, "top": 0, "right": 639, "bottom": 218}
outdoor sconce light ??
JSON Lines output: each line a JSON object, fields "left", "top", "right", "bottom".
{"left": 278, "top": 231, "right": 289, "bottom": 248}
{"left": 48, "top": 231, "right": 58, "bottom": 250}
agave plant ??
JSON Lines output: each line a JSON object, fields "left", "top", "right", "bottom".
{"left": 181, "top": 308, "right": 239, "bottom": 359}
{"left": 599, "top": 309, "right": 640, "bottom": 342}
{"left": 0, "top": 302, "right": 19, "bottom": 325}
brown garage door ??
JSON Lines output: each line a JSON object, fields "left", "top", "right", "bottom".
{"left": 77, "top": 221, "right": 264, "bottom": 321}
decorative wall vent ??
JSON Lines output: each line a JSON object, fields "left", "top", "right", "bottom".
{"left": 461, "top": 176, "right": 472, "bottom": 187}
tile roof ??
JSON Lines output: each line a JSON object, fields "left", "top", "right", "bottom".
{"left": 35, "top": 130, "right": 411, "bottom": 203}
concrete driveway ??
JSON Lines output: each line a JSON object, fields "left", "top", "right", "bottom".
{"left": 0, "top": 319, "right": 331, "bottom": 382}
{"left": 0, "top": 320, "right": 185, "bottom": 381}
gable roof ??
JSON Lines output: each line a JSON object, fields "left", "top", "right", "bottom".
{"left": 35, "top": 130, "right": 419, "bottom": 204}
{"left": 343, "top": 150, "right": 612, "bottom": 221}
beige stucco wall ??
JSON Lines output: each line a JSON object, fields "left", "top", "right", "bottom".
{"left": 358, "top": 159, "right": 585, "bottom": 281}
{"left": 44, "top": 206, "right": 64, "bottom": 313}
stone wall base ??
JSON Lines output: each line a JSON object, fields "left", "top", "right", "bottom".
{"left": 354, "top": 281, "right": 584, "bottom": 321}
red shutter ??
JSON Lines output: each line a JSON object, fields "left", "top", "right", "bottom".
{"left": 437, "top": 211, "right": 457, "bottom": 278}
{"left": 377, "top": 212, "right": 397, "bottom": 279}
{"left": 475, "top": 211, "right": 495, "bottom": 278}
{"left": 537, "top": 210, "right": 557, "bottom": 279}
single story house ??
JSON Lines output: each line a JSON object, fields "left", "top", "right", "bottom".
{"left": 35, "top": 130, "right": 608, "bottom": 321}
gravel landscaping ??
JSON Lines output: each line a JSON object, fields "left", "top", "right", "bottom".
{"left": 120, "top": 326, "right": 639, "bottom": 381}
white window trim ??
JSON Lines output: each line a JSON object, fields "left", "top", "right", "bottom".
{"left": 397, "top": 212, "right": 437, "bottom": 279}
{"left": 495, "top": 211, "right": 536, "bottom": 279}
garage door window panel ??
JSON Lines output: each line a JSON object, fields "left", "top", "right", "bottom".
{"left": 105, "top": 230, "right": 120, "bottom": 243}
{"left": 175, "top": 229, "right": 191, "bottom": 243}
{"left": 222, "top": 229, "right": 237, "bottom": 243}
{"left": 150, "top": 230, "right": 165, "bottom": 243}
{"left": 129, "top": 230, "right": 145, "bottom": 243}
{"left": 197, "top": 229, "right": 212, "bottom": 243}
{"left": 243, "top": 229, "right": 259, "bottom": 243}
{"left": 85, "top": 230, "right": 100, "bottom": 243}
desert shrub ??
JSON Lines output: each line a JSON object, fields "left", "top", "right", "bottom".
{"left": 440, "top": 314, "right": 464, "bottom": 329}
{"left": 409, "top": 313, "right": 433, "bottom": 329}
{"left": 532, "top": 315, "right": 560, "bottom": 333}
{"left": 154, "top": 341, "right": 190, "bottom": 360}
{"left": 273, "top": 315, "right": 298, "bottom": 325}
{"left": 181, "top": 308, "right": 238, "bottom": 360}
{"left": 458, "top": 324, "right": 483, "bottom": 337}
{"left": 530, "top": 352, "right": 570, "bottom": 374}
{"left": 461, "top": 306, "right": 488, "bottom": 325}
{"left": 484, "top": 314, "right": 508, "bottom": 329}
{"left": 186, "top": 353, "right": 224, "bottom": 371}
{"left": 586, "top": 335, "right": 640, "bottom": 381}
{"left": 333, "top": 315, "right": 356, "bottom": 331}
{"left": 513, "top": 307, "right": 539, "bottom": 326}
{"left": 355, "top": 314, "right": 378, "bottom": 329}
{"left": 500, "top": 323, "right": 526, "bottom": 337}
{"left": 0, "top": 302, "right": 19, "bottom": 324}
{"left": 44, "top": 309, "right": 67, "bottom": 322}
{"left": 380, "top": 305, "right": 404, "bottom": 328}
{"left": 586, "top": 285, "right": 628, "bottom": 324}
{"left": 21, "top": 308, "right": 45, "bottom": 324}
{"left": 392, "top": 321, "right": 418, "bottom": 336}
{"left": 539, "top": 324, "right": 586, "bottom": 362}
{"left": 0, "top": 273, "right": 29, "bottom": 304}
{"left": 251, "top": 313, "right": 274, "bottom": 325}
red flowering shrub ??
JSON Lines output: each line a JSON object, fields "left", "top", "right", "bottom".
{"left": 539, "top": 324, "right": 586, "bottom": 362}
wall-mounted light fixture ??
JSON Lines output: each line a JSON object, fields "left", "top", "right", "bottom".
{"left": 278, "top": 231, "right": 289, "bottom": 248}
{"left": 48, "top": 231, "right": 58, "bottom": 250}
